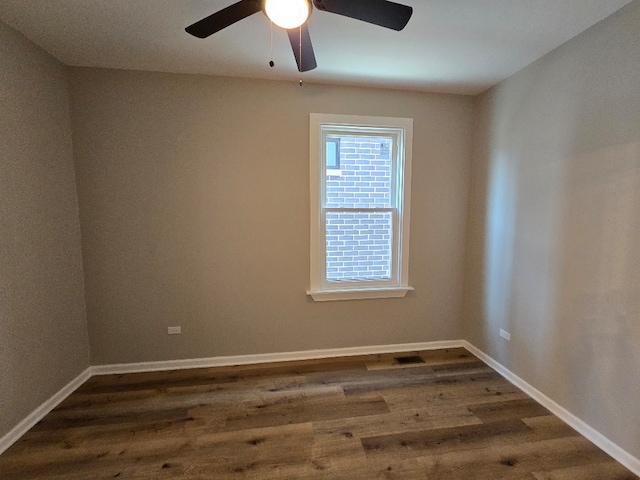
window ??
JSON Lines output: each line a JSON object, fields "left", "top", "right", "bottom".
{"left": 308, "top": 114, "right": 414, "bottom": 301}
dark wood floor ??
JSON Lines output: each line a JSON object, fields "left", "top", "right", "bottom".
{"left": 0, "top": 348, "right": 637, "bottom": 479}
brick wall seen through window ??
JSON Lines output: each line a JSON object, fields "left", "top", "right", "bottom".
{"left": 325, "top": 136, "right": 393, "bottom": 281}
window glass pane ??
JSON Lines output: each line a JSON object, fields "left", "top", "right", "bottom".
{"left": 325, "top": 136, "right": 392, "bottom": 208}
{"left": 325, "top": 211, "right": 392, "bottom": 281}
{"left": 326, "top": 137, "right": 340, "bottom": 168}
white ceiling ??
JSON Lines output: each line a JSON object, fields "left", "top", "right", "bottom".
{"left": 0, "top": 0, "right": 634, "bottom": 95}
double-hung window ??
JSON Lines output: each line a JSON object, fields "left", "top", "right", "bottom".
{"left": 308, "top": 114, "right": 413, "bottom": 301}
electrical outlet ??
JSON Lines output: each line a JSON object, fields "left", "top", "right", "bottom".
{"left": 167, "top": 326, "right": 181, "bottom": 335}
{"left": 500, "top": 329, "right": 511, "bottom": 341}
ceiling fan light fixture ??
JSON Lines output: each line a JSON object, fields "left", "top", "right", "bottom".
{"left": 264, "top": 0, "right": 310, "bottom": 29}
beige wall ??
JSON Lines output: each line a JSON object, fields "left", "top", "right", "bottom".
{"left": 0, "top": 23, "right": 89, "bottom": 437}
{"left": 67, "top": 69, "right": 474, "bottom": 365}
{"left": 465, "top": 1, "right": 640, "bottom": 457}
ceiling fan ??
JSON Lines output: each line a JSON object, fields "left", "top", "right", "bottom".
{"left": 185, "top": 0, "right": 413, "bottom": 72}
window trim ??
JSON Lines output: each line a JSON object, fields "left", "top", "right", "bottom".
{"left": 307, "top": 113, "right": 413, "bottom": 302}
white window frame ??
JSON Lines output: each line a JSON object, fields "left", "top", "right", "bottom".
{"left": 307, "top": 113, "right": 414, "bottom": 302}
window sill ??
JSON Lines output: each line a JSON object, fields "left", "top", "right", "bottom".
{"left": 306, "top": 286, "right": 414, "bottom": 302}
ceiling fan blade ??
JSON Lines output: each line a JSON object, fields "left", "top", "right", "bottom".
{"left": 185, "top": 0, "right": 261, "bottom": 38}
{"left": 287, "top": 25, "right": 317, "bottom": 72}
{"left": 313, "top": 0, "right": 412, "bottom": 31}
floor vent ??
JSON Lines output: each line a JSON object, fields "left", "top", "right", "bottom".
{"left": 394, "top": 355, "right": 425, "bottom": 365}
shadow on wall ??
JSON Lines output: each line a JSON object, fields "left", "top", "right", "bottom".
{"left": 561, "top": 141, "right": 640, "bottom": 454}
{"left": 480, "top": 61, "right": 576, "bottom": 378}
{"left": 479, "top": 108, "right": 640, "bottom": 455}
{"left": 480, "top": 126, "right": 640, "bottom": 457}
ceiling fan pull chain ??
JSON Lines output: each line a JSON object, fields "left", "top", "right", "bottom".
{"left": 269, "top": 21, "right": 275, "bottom": 67}
{"left": 299, "top": 25, "right": 303, "bottom": 85}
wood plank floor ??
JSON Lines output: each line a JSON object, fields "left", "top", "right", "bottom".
{"left": 0, "top": 348, "right": 637, "bottom": 479}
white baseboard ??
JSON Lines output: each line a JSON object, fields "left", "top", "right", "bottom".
{"left": 0, "top": 367, "right": 92, "bottom": 456}
{"left": 91, "top": 340, "right": 465, "bottom": 375}
{"left": 462, "top": 341, "right": 640, "bottom": 477}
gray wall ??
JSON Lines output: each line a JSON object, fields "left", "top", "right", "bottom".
{"left": 0, "top": 23, "right": 89, "bottom": 438}
{"left": 464, "top": 1, "right": 640, "bottom": 458}
{"left": 66, "top": 69, "right": 474, "bottom": 365}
